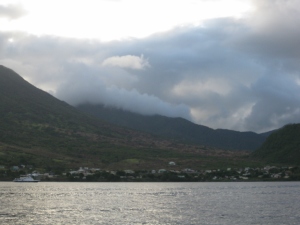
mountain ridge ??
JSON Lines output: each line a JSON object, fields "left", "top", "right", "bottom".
{"left": 1, "top": 64, "right": 298, "bottom": 170}
{"left": 0, "top": 65, "right": 194, "bottom": 168}
{"left": 1, "top": 65, "right": 254, "bottom": 170}
{"left": 77, "top": 104, "right": 268, "bottom": 151}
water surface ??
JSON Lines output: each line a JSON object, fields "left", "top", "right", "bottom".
{"left": 0, "top": 182, "right": 299, "bottom": 224}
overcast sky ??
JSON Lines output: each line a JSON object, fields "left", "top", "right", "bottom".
{"left": 1, "top": 0, "right": 300, "bottom": 133}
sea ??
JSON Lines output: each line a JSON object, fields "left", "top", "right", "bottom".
{"left": 0, "top": 182, "right": 299, "bottom": 225}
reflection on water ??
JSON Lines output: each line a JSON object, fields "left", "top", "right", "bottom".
{"left": 0, "top": 182, "right": 299, "bottom": 225}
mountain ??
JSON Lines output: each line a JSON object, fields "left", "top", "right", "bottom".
{"left": 251, "top": 124, "right": 300, "bottom": 165}
{"left": 1, "top": 65, "right": 256, "bottom": 171}
{"left": 0, "top": 65, "right": 194, "bottom": 169}
{"left": 259, "top": 129, "right": 277, "bottom": 138}
{"left": 77, "top": 104, "right": 267, "bottom": 151}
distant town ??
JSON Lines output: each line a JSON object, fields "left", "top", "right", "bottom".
{"left": 1, "top": 162, "right": 300, "bottom": 182}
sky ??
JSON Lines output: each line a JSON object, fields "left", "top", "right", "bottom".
{"left": 1, "top": 0, "right": 300, "bottom": 133}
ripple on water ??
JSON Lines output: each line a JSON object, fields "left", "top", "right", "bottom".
{"left": 0, "top": 182, "right": 300, "bottom": 225}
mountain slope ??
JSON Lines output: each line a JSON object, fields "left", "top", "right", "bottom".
{"left": 0, "top": 65, "right": 119, "bottom": 147}
{"left": 0, "top": 65, "right": 271, "bottom": 171}
{"left": 1, "top": 65, "right": 204, "bottom": 168}
{"left": 251, "top": 124, "right": 300, "bottom": 164}
{"left": 77, "top": 104, "right": 267, "bottom": 151}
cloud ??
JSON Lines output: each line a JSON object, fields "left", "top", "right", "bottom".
{"left": 53, "top": 70, "right": 191, "bottom": 120}
{"left": 237, "top": 0, "right": 300, "bottom": 60}
{"left": 1, "top": 0, "right": 300, "bottom": 132}
{"left": 244, "top": 75, "right": 300, "bottom": 132}
{"left": 0, "top": 4, "right": 26, "bottom": 19}
{"left": 102, "top": 55, "right": 150, "bottom": 70}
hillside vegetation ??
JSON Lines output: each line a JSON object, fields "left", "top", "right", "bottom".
{"left": 252, "top": 124, "right": 300, "bottom": 164}
{"left": 78, "top": 104, "right": 267, "bottom": 151}
{"left": 0, "top": 65, "right": 259, "bottom": 170}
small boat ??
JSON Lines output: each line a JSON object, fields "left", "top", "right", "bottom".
{"left": 13, "top": 175, "right": 39, "bottom": 182}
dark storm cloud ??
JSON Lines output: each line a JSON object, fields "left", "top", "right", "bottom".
{"left": 245, "top": 75, "right": 300, "bottom": 132}
{"left": 0, "top": 4, "right": 26, "bottom": 19}
{"left": 1, "top": 0, "right": 300, "bottom": 132}
{"left": 231, "top": 0, "right": 300, "bottom": 131}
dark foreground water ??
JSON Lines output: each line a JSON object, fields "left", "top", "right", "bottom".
{"left": 0, "top": 182, "right": 299, "bottom": 225}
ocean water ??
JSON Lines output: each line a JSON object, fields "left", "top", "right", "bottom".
{"left": 0, "top": 182, "right": 299, "bottom": 225}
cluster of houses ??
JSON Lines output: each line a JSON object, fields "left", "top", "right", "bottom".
{"left": 1, "top": 163, "right": 298, "bottom": 181}
{"left": 207, "top": 165, "right": 294, "bottom": 181}
{"left": 59, "top": 164, "right": 297, "bottom": 181}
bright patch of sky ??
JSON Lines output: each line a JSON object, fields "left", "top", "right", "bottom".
{"left": 0, "top": 0, "right": 253, "bottom": 41}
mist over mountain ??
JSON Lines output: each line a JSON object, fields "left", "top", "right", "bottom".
{"left": 2, "top": 65, "right": 299, "bottom": 170}
{"left": 1, "top": 65, "right": 200, "bottom": 168}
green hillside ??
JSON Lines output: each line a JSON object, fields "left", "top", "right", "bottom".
{"left": 0, "top": 65, "right": 181, "bottom": 169}
{"left": 77, "top": 104, "right": 267, "bottom": 151}
{"left": 0, "top": 65, "right": 125, "bottom": 148}
{"left": 251, "top": 124, "right": 300, "bottom": 165}
{"left": 0, "top": 65, "right": 257, "bottom": 171}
